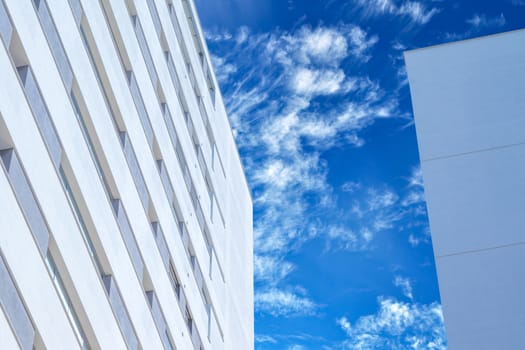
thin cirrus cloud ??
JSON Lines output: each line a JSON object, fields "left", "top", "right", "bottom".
{"left": 255, "top": 288, "right": 318, "bottom": 317}
{"left": 445, "top": 13, "right": 507, "bottom": 40}
{"left": 207, "top": 20, "right": 431, "bottom": 320}
{"left": 355, "top": 0, "right": 440, "bottom": 25}
{"left": 466, "top": 13, "right": 506, "bottom": 28}
{"left": 394, "top": 275, "right": 414, "bottom": 300}
{"left": 206, "top": 23, "right": 398, "bottom": 317}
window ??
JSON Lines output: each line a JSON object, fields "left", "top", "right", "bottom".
{"left": 70, "top": 90, "right": 116, "bottom": 200}
{"left": 46, "top": 250, "right": 90, "bottom": 349}
{"left": 168, "top": 261, "right": 180, "bottom": 297}
{"left": 58, "top": 164, "right": 104, "bottom": 276}
{"left": 0, "top": 149, "right": 49, "bottom": 255}
{"left": 185, "top": 306, "right": 192, "bottom": 331}
{"left": 0, "top": 251, "right": 35, "bottom": 350}
{"left": 79, "top": 20, "right": 123, "bottom": 132}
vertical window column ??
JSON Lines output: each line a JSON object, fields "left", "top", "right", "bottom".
{"left": 0, "top": 251, "right": 35, "bottom": 350}
{"left": 119, "top": 131, "right": 150, "bottom": 213}
{"left": 131, "top": 16, "right": 158, "bottom": 89}
{"left": 0, "top": 149, "right": 49, "bottom": 254}
{"left": 66, "top": 0, "right": 82, "bottom": 28}
{"left": 102, "top": 275, "right": 139, "bottom": 350}
{"left": 0, "top": 149, "right": 91, "bottom": 349}
{"left": 0, "top": 0, "right": 12, "bottom": 47}
{"left": 45, "top": 252, "right": 90, "bottom": 350}
{"left": 145, "top": 0, "right": 162, "bottom": 38}
{"left": 146, "top": 291, "right": 175, "bottom": 350}
{"left": 111, "top": 199, "right": 145, "bottom": 282}
{"left": 126, "top": 71, "right": 154, "bottom": 148}
{"left": 151, "top": 222, "right": 170, "bottom": 270}
{"left": 16, "top": 66, "right": 62, "bottom": 170}
{"left": 32, "top": 0, "right": 73, "bottom": 91}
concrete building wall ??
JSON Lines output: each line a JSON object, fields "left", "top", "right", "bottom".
{"left": 0, "top": 0, "right": 253, "bottom": 349}
{"left": 405, "top": 29, "right": 525, "bottom": 350}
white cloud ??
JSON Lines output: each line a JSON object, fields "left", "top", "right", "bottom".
{"left": 341, "top": 181, "right": 362, "bottom": 193}
{"left": 402, "top": 166, "right": 426, "bottom": 206}
{"left": 210, "top": 55, "right": 237, "bottom": 83}
{"left": 204, "top": 29, "right": 233, "bottom": 42}
{"left": 208, "top": 24, "right": 399, "bottom": 317}
{"left": 367, "top": 189, "right": 398, "bottom": 211}
{"left": 466, "top": 13, "right": 506, "bottom": 28}
{"left": 408, "top": 234, "right": 423, "bottom": 247}
{"left": 348, "top": 26, "right": 379, "bottom": 61}
{"left": 338, "top": 298, "right": 446, "bottom": 349}
{"left": 357, "top": 0, "right": 440, "bottom": 24}
{"left": 337, "top": 316, "right": 352, "bottom": 333}
{"left": 255, "top": 288, "right": 318, "bottom": 317}
{"left": 291, "top": 68, "right": 346, "bottom": 96}
{"left": 236, "top": 26, "right": 250, "bottom": 44}
{"left": 255, "top": 334, "right": 278, "bottom": 344}
{"left": 397, "top": 2, "right": 440, "bottom": 24}
{"left": 394, "top": 276, "right": 414, "bottom": 299}
{"left": 342, "top": 175, "right": 430, "bottom": 249}
{"left": 408, "top": 226, "right": 431, "bottom": 247}
{"left": 324, "top": 225, "right": 373, "bottom": 251}
{"left": 446, "top": 13, "right": 506, "bottom": 41}
{"left": 254, "top": 255, "right": 295, "bottom": 285}
{"left": 407, "top": 166, "right": 424, "bottom": 188}
{"left": 267, "top": 25, "right": 379, "bottom": 98}
{"left": 288, "top": 345, "right": 306, "bottom": 350}
{"left": 299, "top": 27, "right": 349, "bottom": 65}
{"left": 401, "top": 190, "right": 425, "bottom": 207}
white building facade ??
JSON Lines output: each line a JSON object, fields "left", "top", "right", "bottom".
{"left": 405, "top": 29, "right": 525, "bottom": 349}
{"left": 0, "top": 0, "right": 253, "bottom": 349}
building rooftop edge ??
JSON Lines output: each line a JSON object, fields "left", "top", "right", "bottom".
{"left": 404, "top": 27, "right": 525, "bottom": 57}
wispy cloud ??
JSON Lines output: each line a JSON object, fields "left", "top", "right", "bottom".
{"left": 209, "top": 23, "right": 398, "bottom": 316}
{"left": 401, "top": 167, "right": 425, "bottom": 206}
{"left": 341, "top": 181, "right": 362, "bottom": 193}
{"left": 445, "top": 13, "right": 507, "bottom": 41}
{"left": 408, "top": 231, "right": 430, "bottom": 247}
{"left": 255, "top": 288, "right": 318, "bottom": 317}
{"left": 255, "top": 334, "right": 278, "bottom": 344}
{"left": 394, "top": 276, "right": 414, "bottom": 299}
{"left": 210, "top": 55, "right": 237, "bottom": 82}
{"left": 337, "top": 298, "right": 446, "bottom": 349}
{"left": 348, "top": 26, "right": 380, "bottom": 61}
{"left": 288, "top": 345, "right": 307, "bottom": 350}
{"left": 466, "top": 13, "right": 506, "bottom": 28}
{"left": 407, "top": 166, "right": 424, "bottom": 188}
{"left": 254, "top": 255, "right": 295, "bottom": 285}
{"left": 367, "top": 188, "right": 398, "bottom": 211}
{"left": 356, "top": 0, "right": 440, "bottom": 24}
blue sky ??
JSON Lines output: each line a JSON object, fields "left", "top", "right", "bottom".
{"left": 194, "top": 1, "right": 525, "bottom": 349}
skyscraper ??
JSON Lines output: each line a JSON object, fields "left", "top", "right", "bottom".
{"left": 0, "top": 0, "right": 253, "bottom": 349}
{"left": 405, "top": 29, "right": 525, "bottom": 349}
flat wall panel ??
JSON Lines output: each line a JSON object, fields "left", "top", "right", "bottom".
{"left": 405, "top": 30, "right": 525, "bottom": 161}
{"left": 436, "top": 244, "right": 525, "bottom": 350}
{"left": 406, "top": 29, "right": 525, "bottom": 350}
{"left": 422, "top": 144, "right": 525, "bottom": 257}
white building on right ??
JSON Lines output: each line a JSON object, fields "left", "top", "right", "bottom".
{"left": 405, "top": 29, "right": 525, "bottom": 350}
